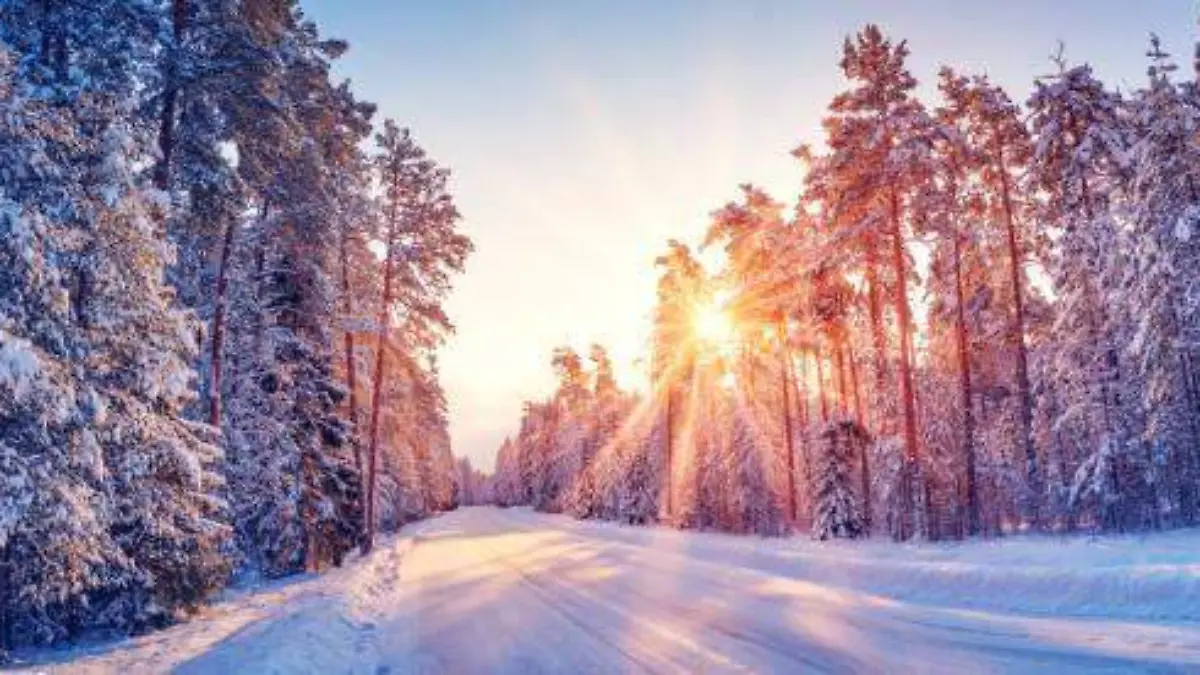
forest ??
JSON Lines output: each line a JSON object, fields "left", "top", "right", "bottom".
{"left": 0, "top": 0, "right": 470, "bottom": 658}
{"left": 490, "top": 24, "right": 1200, "bottom": 544}
{"left": 6, "top": 0, "right": 1200, "bottom": 665}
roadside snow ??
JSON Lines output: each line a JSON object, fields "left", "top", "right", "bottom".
{"left": 10, "top": 534, "right": 417, "bottom": 674}
{"left": 498, "top": 508, "right": 1200, "bottom": 622}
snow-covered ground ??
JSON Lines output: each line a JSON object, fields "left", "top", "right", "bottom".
{"left": 13, "top": 507, "right": 1200, "bottom": 673}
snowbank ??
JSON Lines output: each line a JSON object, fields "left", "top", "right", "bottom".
{"left": 10, "top": 533, "right": 417, "bottom": 674}
{"left": 495, "top": 508, "right": 1200, "bottom": 622}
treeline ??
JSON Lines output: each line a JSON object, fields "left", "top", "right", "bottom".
{"left": 492, "top": 23, "right": 1200, "bottom": 542}
{"left": 0, "top": 0, "right": 469, "bottom": 657}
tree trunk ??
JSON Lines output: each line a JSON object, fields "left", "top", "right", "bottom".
{"left": 849, "top": 343, "right": 870, "bottom": 531}
{"left": 889, "top": 188, "right": 921, "bottom": 540}
{"left": 994, "top": 136, "right": 1040, "bottom": 526}
{"left": 154, "top": 0, "right": 188, "bottom": 190}
{"left": 792, "top": 348, "right": 812, "bottom": 522}
{"left": 835, "top": 340, "right": 849, "bottom": 413}
{"left": 664, "top": 386, "right": 674, "bottom": 520}
{"left": 208, "top": 211, "right": 242, "bottom": 427}
{"left": 849, "top": 344, "right": 864, "bottom": 425}
{"left": 815, "top": 344, "right": 829, "bottom": 422}
{"left": 339, "top": 229, "right": 362, "bottom": 480}
{"left": 952, "top": 230, "right": 980, "bottom": 535}
{"left": 1179, "top": 352, "right": 1200, "bottom": 525}
{"left": 864, "top": 249, "right": 888, "bottom": 429}
{"left": 797, "top": 348, "right": 811, "bottom": 428}
{"left": 777, "top": 318, "right": 797, "bottom": 524}
{"left": 363, "top": 180, "right": 402, "bottom": 555}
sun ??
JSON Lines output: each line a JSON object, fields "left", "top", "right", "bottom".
{"left": 691, "top": 298, "right": 735, "bottom": 352}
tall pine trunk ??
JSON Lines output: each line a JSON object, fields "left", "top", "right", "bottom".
{"left": 815, "top": 343, "right": 829, "bottom": 422}
{"left": 951, "top": 229, "right": 980, "bottom": 535}
{"left": 339, "top": 229, "right": 362, "bottom": 479}
{"left": 889, "top": 188, "right": 922, "bottom": 540}
{"left": 797, "top": 348, "right": 811, "bottom": 428}
{"left": 208, "top": 213, "right": 241, "bottom": 427}
{"left": 995, "top": 138, "right": 1041, "bottom": 524}
{"left": 849, "top": 345, "right": 864, "bottom": 424}
{"left": 792, "top": 348, "right": 813, "bottom": 522}
{"left": 777, "top": 317, "right": 797, "bottom": 524}
{"left": 154, "top": 0, "right": 187, "bottom": 189}
{"left": 835, "top": 341, "right": 849, "bottom": 413}
{"left": 363, "top": 185, "right": 401, "bottom": 554}
{"left": 864, "top": 249, "right": 887, "bottom": 430}
{"left": 849, "top": 343, "right": 870, "bottom": 531}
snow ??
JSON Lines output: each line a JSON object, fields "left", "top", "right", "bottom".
{"left": 12, "top": 536, "right": 415, "bottom": 675}
{"left": 529, "top": 508, "right": 1200, "bottom": 622}
{"left": 0, "top": 329, "right": 41, "bottom": 401}
{"left": 1175, "top": 212, "right": 1193, "bottom": 243}
{"left": 14, "top": 507, "right": 1200, "bottom": 673}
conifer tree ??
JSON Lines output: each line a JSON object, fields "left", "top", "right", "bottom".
{"left": 1028, "top": 56, "right": 1134, "bottom": 530}
{"left": 813, "top": 420, "right": 870, "bottom": 540}
{"left": 1126, "top": 35, "right": 1200, "bottom": 525}
{"left": 0, "top": 3, "right": 229, "bottom": 642}
{"left": 820, "top": 25, "right": 936, "bottom": 539}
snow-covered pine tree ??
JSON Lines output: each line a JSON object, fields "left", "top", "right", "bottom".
{"left": 1125, "top": 35, "right": 1200, "bottom": 526}
{"left": 705, "top": 185, "right": 805, "bottom": 527}
{"left": 362, "top": 119, "right": 468, "bottom": 550}
{"left": 0, "top": 0, "right": 230, "bottom": 644}
{"left": 220, "top": 7, "right": 366, "bottom": 575}
{"left": 1028, "top": 55, "right": 1140, "bottom": 532}
{"left": 925, "top": 66, "right": 990, "bottom": 536}
{"left": 820, "top": 24, "right": 937, "bottom": 540}
{"left": 813, "top": 419, "right": 870, "bottom": 540}
{"left": 727, "top": 404, "right": 787, "bottom": 536}
{"left": 492, "top": 437, "right": 521, "bottom": 507}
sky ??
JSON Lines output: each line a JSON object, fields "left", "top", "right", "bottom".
{"left": 302, "top": 0, "right": 1194, "bottom": 471}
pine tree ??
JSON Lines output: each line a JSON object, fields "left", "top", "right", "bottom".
{"left": 927, "top": 67, "right": 988, "bottom": 535}
{"left": 362, "top": 120, "right": 468, "bottom": 551}
{"left": 705, "top": 185, "right": 805, "bottom": 526}
{"left": 651, "top": 241, "right": 705, "bottom": 520}
{"left": 1028, "top": 55, "right": 1135, "bottom": 531}
{"left": 221, "top": 7, "right": 370, "bottom": 574}
{"left": 1126, "top": 35, "right": 1200, "bottom": 525}
{"left": 966, "top": 73, "right": 1043, "bottom": 528}
{"left": 0, "top": 10, "right": 230, "bottom": 643}
{"left": 820, "top": 25, "right": 935, "bottom": 539}
{"left": 813, "top": 420, "right": 869, "bottom": 540}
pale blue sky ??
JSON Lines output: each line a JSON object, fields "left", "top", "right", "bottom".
{"left": 303, "top": 0, "right": 1195, "bottom": 470}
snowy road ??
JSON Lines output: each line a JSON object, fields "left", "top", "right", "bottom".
{"left": 21, "top": 507, "right": 1200, "bottom": 674}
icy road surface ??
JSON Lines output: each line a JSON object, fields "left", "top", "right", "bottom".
{"left": 18, "top": 507, "right": 1200, "bottom": 674}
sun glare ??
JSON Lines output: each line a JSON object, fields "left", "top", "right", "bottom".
{"left": 692, "top": 299, "right": 735, "bottom": 351}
